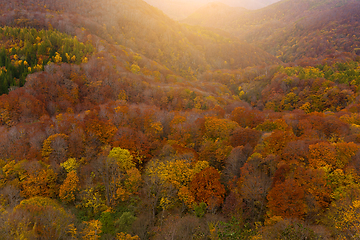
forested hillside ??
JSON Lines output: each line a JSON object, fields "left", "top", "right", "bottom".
{"left": 183, "top": 0, "right": 360, "bottom": 62}
{"left": 0, "top": 0, "right": 278, "bottom": 78}
{"left": 0, "top": 27, "right": 93, "bottom": 94}
{"left": 0, "top": 0, "right": 360, "bottom": 239}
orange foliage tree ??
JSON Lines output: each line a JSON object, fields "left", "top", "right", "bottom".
{"left": 230, "top": 107, "right": 264, "bottom": 129}
{"left": 84, "top": 111, "right": 117, "bottom": 145}
{"left": 294, "top": 167, "right": 331, "bottom": 219}
{"left": 309, "top": 142, "right": 359, "bottom": 170}
{"left": 262, "top": 130, "right": 296, "bottom": 157}
{"left": 268, "top": 163, "right": 331, "bottom": 221}
{"left": 267, "top": 178, "right": 307, "bottom": 219}
{"left": 59, "top": 170, "right": 79, "bottom": 203}
{"left": 230, "top": 127, "right": 262, "bottom": 148}
{"left": 189, "top": 167, "right": 226, "bottom": 211}
{"left": 20, "top": 165, "right": 58, "bottom": 198}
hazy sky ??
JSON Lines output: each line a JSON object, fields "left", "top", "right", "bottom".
{"left": 145, "top": 0, "right": 281, "bottom": 8}
{"left": 143, "top": 0, "right": 203, "bottom": 20}
{"left": 144, "top": 0, "right": 282, "bottom": 20}
{"left": 144, "top": 0, "right": 279, "bottom": 20}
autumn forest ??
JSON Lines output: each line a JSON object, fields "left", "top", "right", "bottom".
{"left": 1, "top": 0, "right": 360, "bottom": 239}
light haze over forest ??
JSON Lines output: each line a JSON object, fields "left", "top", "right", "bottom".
{"left": 144, "top": 0, "right": 281, "bottom": 20}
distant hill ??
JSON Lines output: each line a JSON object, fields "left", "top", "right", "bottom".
{"left": 142, "top": 0, "right": 203, "bottom": 20}
{"left": 183, "top": 0, "right": 360, "bottom": 62}
{"left": 0, "top": 0, "right": 280, "bottom": 78}
{"left": 143, "top": 0, "right": 281, "bottom": 20}
{"left": 234, "top": 0, "right": 360, "bottom": 62}
{"left": 217, "top": 0, "right": 280, "bottom": 9}
{"left": 181, "top": 2, "right": 247, "bottom": 31}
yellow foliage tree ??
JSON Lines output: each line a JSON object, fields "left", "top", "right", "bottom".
{"left": 130, "top": 64, "right": 140, "bottom": 74}
{"left": 78, "top": 187, "right": 107, "bottom": 215}
{"left": 97, "top": 148, "right": 141, "bottom": 206}
{"left": 146, "top": 159, "right": 210, "bottom": 208}
{"left": 326, "top": 195, "right": 360, "bottom": 239}
{"left": 60, "top": 158, "right": 80, "bottom": 173}
{"left": 116, "top": 232, "right": 140, "bottom": 240}
{"left": 53, "top": 52, "right": 62, "bottom": 63}
{"left": 108, "top": 147, "right": 135, "bottom": 171}
{"left": 204, "top": 116, "right": 238, "bottom": 141}
{"left": 82, "top": 220, "right": 102, "bottom": 240}
{"left": 59, "top": 171, "right": 79, "bottom": 203}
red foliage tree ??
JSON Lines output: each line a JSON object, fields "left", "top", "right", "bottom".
{"left": 230, "top": 127, "right": 262, "bottom": 148}
{"left": 230, "top": 107, "right": 264, "bottom": 129}
{"left": 190, "top": 167, "right": 226, "bottom": 210}
{"left": 267, "top": 178, "right": 306, "bottom": 219}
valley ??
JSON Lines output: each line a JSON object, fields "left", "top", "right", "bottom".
{"left": 0, "top": 0, "right": 359, "bottom": 239}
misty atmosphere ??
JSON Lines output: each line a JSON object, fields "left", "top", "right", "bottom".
{"left": 0, "top": 0, "right": 360, "bottom": 239}
{"left": 143, "top": 0, "right": 281, "bottom": 20}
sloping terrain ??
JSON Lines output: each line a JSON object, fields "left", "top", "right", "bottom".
{"left": 184, "top": 0, "right": 360, "bottom": 62}
{"left": 143, "top": 0, "right": 281, "bottom": 20}
{"left": 0, "top": 0, "right": 360, "bottom": 239}
{"left": 0, "top": 0, "right": 279, "bottom": 79}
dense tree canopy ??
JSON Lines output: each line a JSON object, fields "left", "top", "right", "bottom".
{"left": 0, "top": 0, "right": 359, "bottom": 239}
